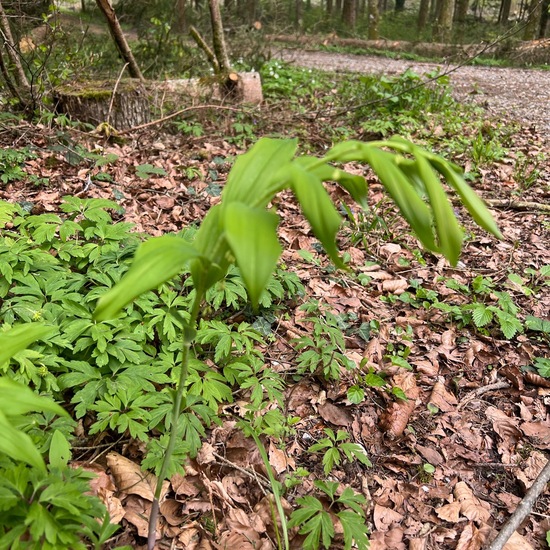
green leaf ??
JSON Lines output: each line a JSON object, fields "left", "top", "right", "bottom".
{"left": 190, "top": 204, "right": 232, "bottom": 293}
{"left": 358, "top": 145, "right": 439, "bottom": 253}
{"left": 338, "top": 509, "right": 369, "bottom": 550}
{"left": 471, "top": 304, "right": 493, "bottom": 327}
{"left": 223, "top": 203, "right": 282, "bottom": 307}
{"left": 410, "top": 152, "right": 463, "bottom": 265}
{"left": 222, "top": 138, "right": 297, "bottom": 207}
{"left": 49, "top": 430, "right": 72, "bottom": 469}
{"left": 289, "top": 164, "right": 344, "bottom": 268}
{"left": 347, "top": 385, "right": 365, "bottom": 404}
{"left": 0, "top": 378, "right": 68, "bottom": 418}
{"left": 94, "top": 236, "right": 202, "bottom": 320}
{"left": 0, "top": 323, "right": 56, "bottom": 364}
{"left": 0, "top": 410, "right": 46, "bottom": 471}
{"left": 295, "top": 157, "right": 369, "bottom": 209}
{"left": 135, "top": 164, "right": 167, "bottom": 179}
{"left": 427, "top": 150, "right": 503, "bottom": 239}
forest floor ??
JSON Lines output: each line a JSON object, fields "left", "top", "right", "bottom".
{"left": 1, "top": 41, "right": 550, "bottom": 550}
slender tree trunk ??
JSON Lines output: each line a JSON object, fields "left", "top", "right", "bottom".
{"left": 0, "top": 0, "right": 30, "bottom": 94}
{"left": 368, "top": 0, "right": 379, "bottom": 38}
{"left": 454, "top": 0, "right": 469, "bottom": 21}
{"left": 342, "top": 0, "right": 356, "bottom": 27}
{"left": 523, "top": 0, "right": 543, "bottom": 39}
{"left": 295, "top": 0, "right": 302, "bottom": 29}
{"left": 246, "top": 0, "right": 258, "bottom": 24}
{"left": 336, "top": 0, "right": 343, "bottom": 16}
{"left": 434, "top": 0, "right": 454, "bottom": 40}
{"left": 395, "top": 0, "right": 405, "bottom": 11}
{"left": 174, "top": 0, "right": 187, "bottom": 32}
{"left": 326, "top": 0, "right": 333, "bottom": 16}
{"left": 418, "top": 0, "right": 430, "bottom": 29}
{"left": 539, "top": 0, "right": 549, "bottom": 36}
{"left": 209, "top": 0, "right": 231, "bottom": 73}
{"left": 498, "top": 0, "right": 512, "bottom": 24}
{"left": 95, "top": 0, "right": 144, "bottom": 80}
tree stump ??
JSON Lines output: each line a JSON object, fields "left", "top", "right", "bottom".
{"left": 53, "top": 79, "right": 150, "bottom": 130}
{"left": 53, "top": 72, "right": 263, "bottom": 131}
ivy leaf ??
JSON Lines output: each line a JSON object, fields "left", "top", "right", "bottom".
{"left": 94, "top": 236, "right": 202, "bottom": 320}
{"left": 223, "top": 203, "right": 282, "bottom": 307}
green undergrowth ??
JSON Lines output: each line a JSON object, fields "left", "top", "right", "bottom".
{"left": 258, "top": 60, "right": 517, "bottom": 175}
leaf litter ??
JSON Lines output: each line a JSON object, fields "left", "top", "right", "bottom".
{"left": 0, "top": 76, "right": 549, "bottom": 550}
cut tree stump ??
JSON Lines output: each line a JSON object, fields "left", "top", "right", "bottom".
{"left": 53, "top": 72, "right": 263, "bottom": 131}
{"left": 53, "top": 79, "right": 150, "bottom": 130}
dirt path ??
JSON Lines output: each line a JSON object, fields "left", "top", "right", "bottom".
{"left": 279, "top": 48, "right": 550, "bottom": 141}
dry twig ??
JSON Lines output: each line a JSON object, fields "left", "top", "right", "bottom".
{"left": 487, "top": 457, "right": 550, "bottom": 550}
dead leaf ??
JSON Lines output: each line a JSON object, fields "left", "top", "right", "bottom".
{"left": 269, "top": 441, "right": 295, "bottom": 473}
{"left": 373, "top": 504, "right": 404, "bottom": 531}
{"left": 382, "top": 278, "right": 408, "bottom": 294}
{"left": 515, "top": 451, "right": 548, "bottom": 489}
{"left": 436, "top": 501, "right": 461, "bottom": 522}
{"left": 318, "top": 401, "right": 352, "bottom": 426}
{"left": 428, "top": 380, "right": 458, "bottom": 412}
{"left": 106, "top": 452, "right": 169, "bottom": 502}
{"left": 160, "top": 499, "right": 184, "bottom": 526}
{"left": 454, "top": 482, "right": 491, "bottom": 524}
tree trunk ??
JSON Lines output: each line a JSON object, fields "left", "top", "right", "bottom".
{"left": 174, "top": 0, "right": 187, "bottom": 33}
{"left": 342, "top": 0, "right": 356, "bottom": 27}
{"left": 434, "top": 0, "right": 454, "bottom": 40}
{"left": 326, "top": 0, "right": 333, "bottom": 16}
{"left": 539, "top": 0, "right": 549, "bottom": 36}
{"left": 454, "top": 0, "right": 469, "bottom": 22}
{"left": 335, "top": 0, "right": 343, "bottom": 16}
{"left": 368, "top": 0, "right": 379, "bottom": 38}
{"left": 418, "top": 0, "right": 430, "bottom": 30}
{"left": 209, "top": 0, "right": 231, "bottom": 73}
{"left": 246, "top": 0, "right": 258, "bottom": 24}
{"left": 0, "top": 0, "right": 31, "bottom": 95}
{"left": 523, "top": 0, "right": 543, "bottom": 39}
{"left": 95, "top": 0, "right": 144, "bottom": 81}
{"left": 498, "top": 0, "right": 512, "bottom": 24}
{"left": 395, "top": 0, "right": 405, "bottom": 11}
{"left": 295, "top": 0, "right": 302, "bottom": 29}
{"left": 54, "top": 80, "right": 150, "bottom": 130}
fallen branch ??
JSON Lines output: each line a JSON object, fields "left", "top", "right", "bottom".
{"left": 116, "top": 104, "right": 252, "bottom": 135}
{"left": 457, "top": 381, "right": 510, "bottom": 411}
{"left": 487, "top": 457, "right": 550, "bottom": 550}
{"left": 484, "top": 199, "right": 550, "bottom": 213}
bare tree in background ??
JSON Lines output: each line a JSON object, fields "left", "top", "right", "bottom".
{"left": 95, "top": 0, "right": 144, "bottom": 81}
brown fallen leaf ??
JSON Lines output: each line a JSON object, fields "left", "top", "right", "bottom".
{"left": 373, "top": 503, "right": 404, "bottom": 531}
{"left": 106, "top": 452, "right": 169, "bottom": 502}
{"left": 379, "top": 372, "right": 419, "bottom": 438}
{"left": 428, "top": 380, "right": 458, "bottom": 412}
{"left": 454, "top": 482, "right": 491, "bottom": 524}
{"left": 436, "top": 501, "right": 461, "bottom": 522}
{"left": 160, "top": 499, "right": 184, "bottom": 526}
{"left": 269, "top": 440, "right": 295, "bottom": 474}
{"left": 318, "top": 401, "right": 352, "bottom": 427}
{"left": 382, "top": 278, "right": 408, "bottom": 294}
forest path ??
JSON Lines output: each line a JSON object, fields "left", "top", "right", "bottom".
{"left": 279, "top": 48, "right": 550, "bottom": 141}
